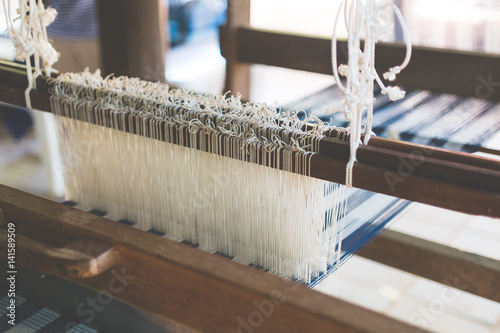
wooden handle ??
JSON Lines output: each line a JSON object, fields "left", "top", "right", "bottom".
{"left": 0, "top": 208, "right": 118, "bottom": 279}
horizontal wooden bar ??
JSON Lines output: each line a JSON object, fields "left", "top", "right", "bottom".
{"left": 0, "top": 184, "right": 427, "bottom": 333}
{"left": 369, "top": 136, "right": 500, "bottom": 172}
{"left": 358, "top": 229, "right": 500, "bottom": 303}
{"left": 0, "top": 60, "right": 53, "bottom": 111}
{"left": 1, "top": 61, "right": 499, "bottom": 217}
{"left": 311, "top": 154, "right": 500, "bottom": 217}
{"left": 319, "top": 137, "right": 500, "bottom": 194}
{"left": 224, "top": 27, "right": 500, "bottom": 102}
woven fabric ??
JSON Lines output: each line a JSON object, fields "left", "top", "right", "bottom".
{"left": 284, "top": 85, "right": 500, "bottom": 153}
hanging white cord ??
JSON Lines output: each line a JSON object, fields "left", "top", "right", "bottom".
{"left": 2, "top": 0, "right": 11, "bottom": 35}
{"left": 2, "top": 0, "right": 58, "bottom": 109}
{"left": 382, "top": 4, "right": 412, "bottom": 81}
{"left": 330, "top": 0, "right": 412, "bottom": 187}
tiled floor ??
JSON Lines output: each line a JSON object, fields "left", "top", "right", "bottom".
{"left": 1, "top": 26, "right": 500, "bottom": 333}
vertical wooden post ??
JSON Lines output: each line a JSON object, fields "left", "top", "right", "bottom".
{"left": 97, "top": 0, "right": 166, "bottom": 82}
{"left": 224, "top": 0, "right": 251, "bottom": 100}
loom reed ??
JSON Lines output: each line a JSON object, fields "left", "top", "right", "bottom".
{"left": 0, "top": 61, "right": 499, "bottom": 217}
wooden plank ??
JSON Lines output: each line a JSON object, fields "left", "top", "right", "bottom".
{"left": 222, "top": 0, "right": 251, "bottom": 99}
{"left": 0, "top": 226, "right": 118, "bottom": 279}
{"left": 226, "top": 27, "right": 500, "bottom": 102}
{"left": 226, "top": 26, "right": 338, "bottom": 76}
{"left": 319, "top": 137, "right": 500, "bottom": 194}
{"left": 0, "top": 184, "right": 428, "bottom": 333}
{"left": 358, "top": 229, "right": 500, "bottom": 303}
{"left": 369, "top": 136, "right": 500, "bottom": 172}
{"left": 0, "top": 60, "right": 53, "bottom": 110}
{"left": 97, "top": 0, "right": 166, "bottom": 81}
{"left": 0, "top": 83, "right": 51, "bottom": 111}
{"left": 311, "top": 154, "right": 500, "bottom": 217}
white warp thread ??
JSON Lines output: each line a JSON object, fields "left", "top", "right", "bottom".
{"left": 51, "top": 71, "right": 350, "bottom": 283}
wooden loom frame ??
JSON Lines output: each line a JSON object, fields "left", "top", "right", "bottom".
{"left": 0, "top": 1, "right": 499, "bottom": 332}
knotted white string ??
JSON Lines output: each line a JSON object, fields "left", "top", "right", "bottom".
{"left": 331, "top": 0, "right": 412, "bottom": 187}
{"left": 2, "top": 0, "right": 59, "bottom": 108}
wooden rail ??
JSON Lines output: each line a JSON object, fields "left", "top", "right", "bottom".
{"left": 219, "top": 26, "right": 500, "bottom": 102}
{"left": 358, "top": 229, "right": 500, "bottom": 303}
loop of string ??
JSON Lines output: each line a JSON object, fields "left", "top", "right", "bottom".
{"left": 331, "top": 0, "right": 412, "bottom": 187}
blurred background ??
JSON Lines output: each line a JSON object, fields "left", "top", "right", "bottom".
{"left": 1, "top": 1, "right": 500, "bottom": 332}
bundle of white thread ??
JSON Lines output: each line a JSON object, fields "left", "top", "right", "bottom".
{"left": 330, "top": 0, "right": 412, "bottom": 187}
{"left": 2, "top": 0, "right": 59, "bottom": 107}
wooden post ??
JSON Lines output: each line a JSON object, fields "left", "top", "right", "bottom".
{"left": 223, "top": 0, "right": 251, "bottom": 100}
{"left": 97, "top": 0, "right": 166, "bottom": 82}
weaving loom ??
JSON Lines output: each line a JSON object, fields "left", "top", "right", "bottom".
{"left": 1, "top": 0, "right": 500, "bottom": 332}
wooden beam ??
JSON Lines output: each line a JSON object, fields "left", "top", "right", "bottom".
{"left": 310, "top": 153, "right": 500, "bottom": 218}
{"left": 358, "top": 229, "right": 500, "bottom": 303}
{"left": 222, "top": 0, "right": 251, "bottom": 99}
{"left": 222, "top": 27, "right": 500, "bottom": 102}
{"left": 0, "top": 184, "right": 427, "bottom": 333}
{"left": 223, "top": 26, "right": 336, "bottom": 76}
{"left": 0, "top": 60, "right": 53, "bottom": 111}
{"left": 96, "top": 0, "right": 166, "bottom": 82}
